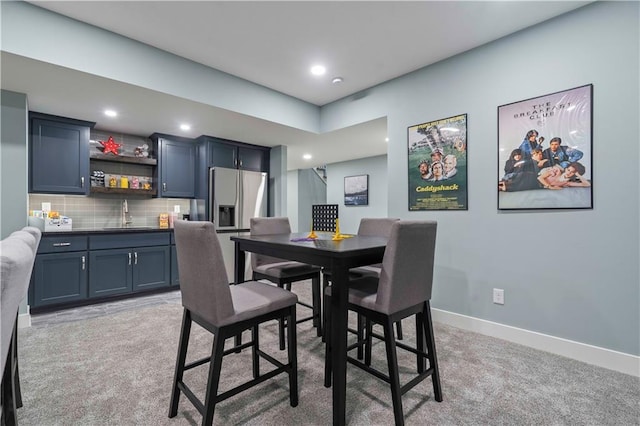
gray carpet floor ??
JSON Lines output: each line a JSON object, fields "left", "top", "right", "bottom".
{"left": 17, "top": 287, "right": 640, "bottom": 425}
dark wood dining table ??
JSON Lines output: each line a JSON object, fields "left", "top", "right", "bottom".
{"left": 231, "top": 232, "right": 387, "bottom": 426}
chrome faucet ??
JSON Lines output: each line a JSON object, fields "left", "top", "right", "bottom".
{"left": 122, "top": 199, "right": 133, "bottom": 227}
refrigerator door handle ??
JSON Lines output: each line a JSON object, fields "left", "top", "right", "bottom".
{"left": 237, "top": 170, "right": 243, "bottom": 228}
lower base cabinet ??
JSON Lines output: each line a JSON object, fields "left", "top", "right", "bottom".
{"left": 89, "top": 246, "right": 170, "bottom": 297}
{"left": 30, "top": 232, "right": 172, "bottom": 310}
{"left": 32, "top": 251, "right": 88, "bottom": 306}
{"left": 89, "top": 233, "right": 171, "bottom": 297}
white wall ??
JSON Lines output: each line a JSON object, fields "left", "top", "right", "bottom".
{"left": 326, "top": 155, "right": 388, "bottom": 234}
{"left": 320, "top": 2, "right": 640, "bottom": 356}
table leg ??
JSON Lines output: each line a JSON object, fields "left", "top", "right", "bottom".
{"left": 330, "top": 263, "right": 349, "bottom": 426}
{"left": 234, "top": 243, "right": 246, "bottom": 351}
{"left": 234, "top": 243, "right": 245, "bottom": 284}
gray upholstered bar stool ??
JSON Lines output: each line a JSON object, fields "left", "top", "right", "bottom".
{"left": 169, "top": 221, "right": 299, "bottom": 425}
{"left": 250, "top": 217, "right": 322, "bottom": 349}
{"left": 322, "top": 218, "right": 402, "bottom": 348}
{"left": 324, "top": 220, "right": 442, "bottom": 426}
{"left": 1, "top": 228, "right": 40, "bottom": 425}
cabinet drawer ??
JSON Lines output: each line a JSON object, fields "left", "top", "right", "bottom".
{"left": 89, "top": 232, "right": 170, "bottom": 250}
{"left": 38, "top": 235, "right": 88, "bottom": 254}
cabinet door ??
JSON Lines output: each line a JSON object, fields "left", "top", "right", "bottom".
{"left": 170, "top": 245, "right": 180, "bottom": 287}
{"left": 132, "top": 246, "right": 170, "bottom": 291}
{"left": 159, "top": 138, "right": 196, "bottom": 198}
{"left": 32, "top": 251, "right": 88, "bottom": 307}
{"left": 209, "top": 140, "right": 237, "bottom": 169}
{"left": 30, "top": 118, "right": 90, "bottom": 194}
{"left": 238, "top": 146, "right": 267, "bottom": 172}
{"left": 89, "top": 248, "right": 133, "bottom": 297}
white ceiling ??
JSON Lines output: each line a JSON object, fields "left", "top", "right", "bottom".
{"left": 4, "top": 1, "right": 591, "bottom": 170}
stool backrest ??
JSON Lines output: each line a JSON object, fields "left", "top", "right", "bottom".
{"left": 1, "top": 235, "right": 37, "bottom": 374}
{"left": 173, "top": 221, "right": 234, "bottom": 325}
{"left": 358, "top": 218, "right": 399, "bottom": 237}
{"left": 250, "top": 217, "right": 291, "bottom": 268}
{"left": 22, "top": 226, "right": 42, "bottom": 250}
{"left": 376, "top": 220, "right": 437, "bottom": 314}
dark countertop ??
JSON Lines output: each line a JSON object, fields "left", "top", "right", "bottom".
{"left": 42, "top": 227, "right": 173, "bottom": 236}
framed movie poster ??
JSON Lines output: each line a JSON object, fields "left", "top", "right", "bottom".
{"left": 408, "top": 114, "right": 467, "bottom": 210}
{"left": 498, "top": 84, "right": 593, "bottom": 210}
{"left": 344, "top": 174, "right": 368, "bottom": 206}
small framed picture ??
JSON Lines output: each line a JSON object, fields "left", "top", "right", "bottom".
{"left": 344, "top": 175, "right": 368, "bottom": 206}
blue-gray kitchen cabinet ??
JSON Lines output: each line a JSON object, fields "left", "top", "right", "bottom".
{"left": 31, "top": 235, "right": 88, "bottom": 307}
{"left": 89, "top": 232, "right": 171, "bottom": 297}
{"left": 29, "top": 112, "right": 95, "bottom": 195}
{"left": 152, "top": 134, "right": 196, "bottom": 198}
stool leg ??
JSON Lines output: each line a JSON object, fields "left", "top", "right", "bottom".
{"left": 365, "top": 318, "right": 373, "bottom": 366}
{"left": 395, "top": 320, "right": 403, "bottom": 340}
{"left": 252, "top": 325, "right": 260, "bottom": 379}
{"left": 202, "top": 329, "right": 226, "bottom": 425}
{"left": 383, "top": 318, "right": 405, "bottom": 426}
{"left": 356, "top": 314, "right": 365, "bottom": 360}
{"left": 321, "top": 274, "right": 330, "bottom": 342}
{"left": 324, "top": 297, "right": 332, "bottom": 388}
{"left": 169, "top": 309, "right": 192, "bottom": 418}
{"left": 312, "top": 274, "right": 322, "bottom": 336}
{"left": 278, "top": 282, "right": 288, "bottom": 350}
{"left": 2, "top": 328, "right": 18, "bottom": 426}
{"left": 287, "top": 306, "right": 299, "bottom": 407}
{"left": 415, "top": 313, "right": 426, "bottom": 373}
{"left": 423, "top": 301, "right": 442, "bottom": 402}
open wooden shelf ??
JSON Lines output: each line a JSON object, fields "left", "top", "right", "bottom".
{"left": 90, "top": 154, "right": 157, "bottom": 165}
{"left": 90, "top": 187, "right": 157, "bottom": 196}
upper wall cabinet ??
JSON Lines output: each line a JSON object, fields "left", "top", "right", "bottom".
{"left": 195, "top": 136, "right": 270, "bottom": 200}
{"left": 201, "top": 136, "right": 269, "bottom": 172}
{"left": 151, "top": 134, "right": 196, "bottom": 198}
{"left": 29, "top": 112, "right": 95, "bottom": 195}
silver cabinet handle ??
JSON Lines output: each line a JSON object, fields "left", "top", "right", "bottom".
{"left": 163, "top": 183, "right": 167, "bottom": 191}
{"left": 239, "top": 159, "right": 243, "bottom": 167}
{"left": 134, "top": 252, "right": 138, "bottom": 265}
{"left": 81, "top": 176, "right": 85, "bottom": 188}
{"left": 53, "top": 242, "right": 71, "bottom": 247}
{"left": 81, "top": 255, "right": 86, "bottom": 270}
{"left": 128, "top": 252, "right": 132, "bottom": 265}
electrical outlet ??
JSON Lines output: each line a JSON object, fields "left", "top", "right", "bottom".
{"left": 174, "top": 205, "right": 181, "bottom": 213}
{"left": 42, "top": 202, "right": 51, "bottom": 212}
{"left": 493, "top": 288, "right": 505, "bottom": 305}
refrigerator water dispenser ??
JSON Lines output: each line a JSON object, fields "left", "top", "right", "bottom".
{"left": 218, "top": 205, "right": 235, "bottom": 227}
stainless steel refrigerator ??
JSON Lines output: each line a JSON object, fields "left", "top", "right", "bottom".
{"left": 209, "top": 167, "right": 268, "bottom": 282}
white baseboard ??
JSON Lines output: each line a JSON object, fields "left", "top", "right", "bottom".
{"left": 18, "top": 311, "right": 31, "bottom": 329}
{"left": 431, "top": 308, "right": 640, "bottom": 378}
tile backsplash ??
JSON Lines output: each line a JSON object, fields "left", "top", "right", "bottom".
{"left": 29, "top": 194, "right": 192, "bottom": 230}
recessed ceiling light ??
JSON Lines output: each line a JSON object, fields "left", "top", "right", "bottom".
{"left": 180, "top": 123, "right": 191, "bottom": 131}
{"left": 332, "top": 77, "right": 343, "bottom": 84}
{"left": 303, "top": 154, "right": 312, "bottom": 160}
{"left": 104, "top": 109, "right": 117, "bottom": 117}
{"left": 385, "top": 137, "right": 389, "bottom": 142}
{"left": 310, "top": 65, "right": 326, "bottom": 76}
